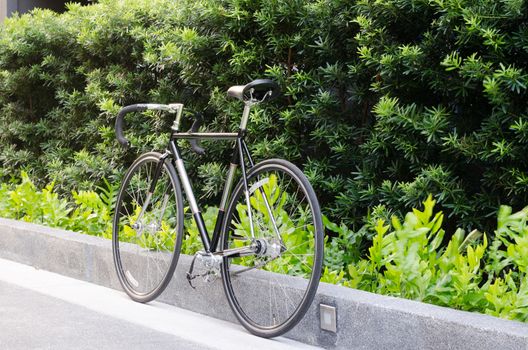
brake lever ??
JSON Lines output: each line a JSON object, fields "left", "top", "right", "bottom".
{"left": 189, "top": 113, "right": 206, "bottom": 156}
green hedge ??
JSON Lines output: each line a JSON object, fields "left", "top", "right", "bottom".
{"left": 324, "top": 195, "right": 528, "bottom": 323}
{"left": 348, "top": 0, "right": 528, "bottom": 231}
{"left": 0, "top": 0, "right": 365, "bottom": 219}
{"left": 1, "top": 0, "right": 527, "bottom": 234}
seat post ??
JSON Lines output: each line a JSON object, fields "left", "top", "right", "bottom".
{"left": 239, "top": 101, "right": 254, "bottom": 131}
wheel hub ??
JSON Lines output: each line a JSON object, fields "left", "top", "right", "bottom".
{"left": 131, "top": 221, "right": 160, "bottom": 238}
{"left": 144, "top": 222, "right": 160, "bottom": 234}
{"left": 255, "top": 238, "right": 282, "bottom": 259}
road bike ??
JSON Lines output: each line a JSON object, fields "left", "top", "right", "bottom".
{"left": 112, "top": 79, "right": 323, "bottom": 338}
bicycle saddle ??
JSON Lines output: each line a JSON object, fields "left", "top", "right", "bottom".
{"left": 227, "top": 79, "right": 280, "bottom": 102}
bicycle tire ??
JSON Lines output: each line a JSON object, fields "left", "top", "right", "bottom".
{"left": 113, "top": 152, "right": 184, "bottom": 303}
{"left": 220, "top": 159, "right": 323, "bottom": 338}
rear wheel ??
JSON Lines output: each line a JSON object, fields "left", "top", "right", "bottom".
{"left": 221, "top": 159, "right": 323, "bottom": 338}
{"left": 113, "top": 152, "right": 184, "bottom": 303}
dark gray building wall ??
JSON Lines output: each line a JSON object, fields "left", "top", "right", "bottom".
{"left": 1, "top": 0, "right": 92, "bottom": 22}
{"left": 5, "top": 0, "right": 17, "bottom": 15}
{"left": 3, "top": 0, "right": 92, "bottom": 18}
{"left": 17, "top": 0, "right": 68, "bottom": 13}
{"left": 0, "top": 0, "right": 93, "bottom": 23}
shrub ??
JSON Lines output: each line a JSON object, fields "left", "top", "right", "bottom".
{"left": 0, "top": 172, "right": 113, "bottom": 237}
{"left": 0, "top": 0, "right": 367, "bottom": 226}
{"left": 1, "top": 0, "right": 528, "bottom": 234}
{"left": 324, "top": 195, "right": 528, "bottom": 322}
{"left": 343, "top": 0, "right": 528, "bottom": 230}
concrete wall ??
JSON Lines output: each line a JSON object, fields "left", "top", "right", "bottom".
{"left": 0, "top": 217, "right": 527, "bottom": 349}
{"left": 1, "top": 0, "right": 17, "bottom": 21}
{"left": 0, "top": 1, "right": 6, "bottom": 22}
{"left": 5, "top": 0, "right": 17, "bottom": 16}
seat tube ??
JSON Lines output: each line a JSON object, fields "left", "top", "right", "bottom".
{"left": 169, "top": 139, "right": 211, "bottom": 252}
{"left": 239, "top": 103, "right": 252, "bottom": 131}
{"left": 235, "top": 103, "right": 255, "bottom": 239}
{"left": 220, "top": 163, "right": 238, "bottom": 211}
{"left": 210, "top": 158, "right": 237, "bottom": 252}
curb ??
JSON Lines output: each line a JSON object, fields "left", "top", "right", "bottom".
{"left": 0, "top": 218, "right": 527, "bottom": 349}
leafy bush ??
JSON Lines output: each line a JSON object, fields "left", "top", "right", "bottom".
{"left": 1, "top": 0, "right": 528, "bottom": 234}
{"left": 0, "top": 172, "right": 202, "bottom": 253}
{"left": 345, "top": 0, "right": 528, "bottom": 230}
{"left": 324, "top": 195, "right": 528, "bottom": 322}
{"left": 0, "top": 0, "right": 366, "bottom": 227}
{"left": 0, "top": 172, "right": 113, "bottom": 237}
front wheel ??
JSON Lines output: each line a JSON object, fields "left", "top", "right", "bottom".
{"left": 221, "top": 159, "right": 324, "bottom": 338}
{"left": 113, "top": 152, "right": 184, "bottom": 303}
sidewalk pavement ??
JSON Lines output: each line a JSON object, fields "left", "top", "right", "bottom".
{"left": 0, "top": 258, "right": 321, "bottom": 350}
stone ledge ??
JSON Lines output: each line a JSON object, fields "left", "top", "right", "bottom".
{"left": 0, "top": 217, "right": 527, "bottom": 349}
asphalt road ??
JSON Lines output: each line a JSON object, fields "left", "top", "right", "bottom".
{"left": 0, "top": 258, "right": 321, "bottom": 350}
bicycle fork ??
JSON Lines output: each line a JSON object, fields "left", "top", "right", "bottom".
{"left": 132, "top": 152, "right": 171, "bottom": 235}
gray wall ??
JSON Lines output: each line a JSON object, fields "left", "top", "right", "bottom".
{"left": 5, "top": 0, "right": 17, "bottom": 16}
{"left": 0, "top": 0, "right": 71, "bottom": 21}
{"left": 17, "top": 0, "right": 67, "bottom": 13}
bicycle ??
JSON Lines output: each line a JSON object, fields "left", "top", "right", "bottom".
{"left": 112, "top": 79, "right": 323, "bottom": 338}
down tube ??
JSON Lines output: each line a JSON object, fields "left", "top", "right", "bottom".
{"left": 168, "top": 139, "right": 211, "bottom": 252}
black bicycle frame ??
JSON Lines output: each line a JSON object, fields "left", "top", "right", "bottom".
{"left": 114, "top": 101, "right": 260, "bottom": 255}
{"left": 167, "top": 129, "right": 254, "bottom": 254}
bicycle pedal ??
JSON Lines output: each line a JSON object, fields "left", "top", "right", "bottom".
{"left": 186, "top": 272, "right": 197, "bottom": 289}
{"left": 187, "top": 251, "right": 222, "bottom": 288}
{"left": 186, "top": 254, "right": 199, "bottom": 289}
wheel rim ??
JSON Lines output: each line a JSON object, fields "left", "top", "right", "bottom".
{"left": 114, "top": 156, "right": 180, "bottom": 297}
{"left": 223, "top": 164, "right": 322, "bottom": 332}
